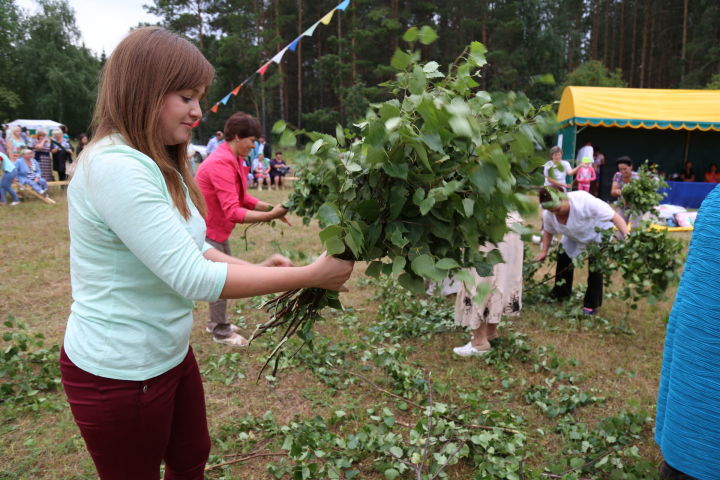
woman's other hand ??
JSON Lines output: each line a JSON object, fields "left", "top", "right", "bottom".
{"left": 260, "top": 254, "right": 293, "bottom": 267}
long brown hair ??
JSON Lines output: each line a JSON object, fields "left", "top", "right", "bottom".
{"left": 90, "top": 27, "right": 213, "bottom": 218}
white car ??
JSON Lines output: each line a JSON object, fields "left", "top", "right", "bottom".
{"left": 188, "top": 144, "right": 207, "bottom": 162}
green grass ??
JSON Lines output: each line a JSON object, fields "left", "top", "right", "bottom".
{"left": 0, "top": 186, "right": 685, "bottom": 478}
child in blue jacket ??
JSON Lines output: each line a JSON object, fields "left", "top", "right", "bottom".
{"left": 0, "top": 152, "right": 20, "bottom": 205}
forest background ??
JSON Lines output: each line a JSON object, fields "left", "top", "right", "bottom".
{"left": 1, "top": 0, "right": 720, "bottom": 139}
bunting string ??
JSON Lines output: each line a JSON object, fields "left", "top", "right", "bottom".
{"left": 203, "top": 0, "right": 351, "bottom": 120}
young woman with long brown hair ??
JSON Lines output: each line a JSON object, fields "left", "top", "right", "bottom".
{"left": 60, "top": 27, "right": 353, "bottom": 480}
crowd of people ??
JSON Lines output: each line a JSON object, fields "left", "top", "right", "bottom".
{"left": 0, "top": 123, "right": 85, "bottom": 204}
{"left": 675, "top": 159, "right": 720, "bottom": 183}
{"left": 536, "top": 143, "right": 640, "bottom": 316}
{"left": 203, "top": 130, "right": 290, "bottom": 191}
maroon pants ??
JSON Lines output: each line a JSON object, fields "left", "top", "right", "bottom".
{"left": 60, "top": 347, "right": 210, "bottom": 480}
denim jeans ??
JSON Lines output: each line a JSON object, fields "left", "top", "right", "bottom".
{"left": 21, "top": 177, "right": 48, "bottom": 193}
{"left": 0, "top": 171, "right": 19, "bottom": 203}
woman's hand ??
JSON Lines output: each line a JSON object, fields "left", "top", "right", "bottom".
{"left": 269, "top": 204, "right": 291, "bottom": 226}
{"left": 308, "top": 253, "right": 354, "bottom": 291}
{"left": 260, "top": 254, "right": 294, "bottom": 267}
{"left": 611, "top": 213, "right": 630, "bottom": 240}
{"left": 534, "top": 251, "right": 547, "bottom": 262}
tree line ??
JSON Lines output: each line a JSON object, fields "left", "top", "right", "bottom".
{"left": 0, "top": 0, "right": 100, "bottom": 136}
{"left": 1, "top": 0, "right": 719, "bottom": 139}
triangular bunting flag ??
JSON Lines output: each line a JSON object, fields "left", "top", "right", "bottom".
{"left": 303, "top": 21, "right": 320, "bottom": 37}
{"left": 257, "top": 62, "right": 271, "bottom": 76}
{"left": 271, "top": 47, "right": 289, "bottom": 64}
{"left": 203, "top": 2, "right": 352, "bottom": 123}
{"left": 288, "top": 36, "right": 301, "bottom": 52}
{"left": 192, "top": 119, "right": 200, "bottom": 128}
{"left": 319, "top": 10, "right": 335, "bottom": 25}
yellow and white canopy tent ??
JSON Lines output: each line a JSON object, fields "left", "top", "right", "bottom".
{"left": 556, "top": 86, "right": 720, "bottom": 201}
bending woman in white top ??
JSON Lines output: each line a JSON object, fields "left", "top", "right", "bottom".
{"left": 534, "top": 187, "right": 628, "bottom": 316}
{"left": 60, "top": 27, "right": 353, "bottom": 480}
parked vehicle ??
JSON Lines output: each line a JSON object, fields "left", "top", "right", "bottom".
{"left": 187, "top": 144, "right": 207, "bottom": 174}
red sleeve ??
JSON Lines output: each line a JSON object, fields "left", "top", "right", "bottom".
{"left": 243, "top": 193, "right": 259, "bottom": 210}
{"left": 209, "top": 164, "right": 252, "bottom": 223}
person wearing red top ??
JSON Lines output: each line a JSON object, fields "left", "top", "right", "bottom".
{"left": 195, "top": 112, "right": 290, "bottom": 346}
{"left": 704, "top": 163, "right": 719, "bottom": 183}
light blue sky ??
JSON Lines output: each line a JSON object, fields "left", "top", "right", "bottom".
{"left": 16, "top": 0, "right": 160, "bottom": 55}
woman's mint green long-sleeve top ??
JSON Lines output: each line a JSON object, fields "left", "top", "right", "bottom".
{"left": 64, "top": 135, "right": 228, "bottom": 381}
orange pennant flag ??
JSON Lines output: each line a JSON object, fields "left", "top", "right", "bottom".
{"left": 210, "top": 103, "right": 219, "bottom": 113}
{"left": 231, "top": 85, "right": 242, "bottom": 95}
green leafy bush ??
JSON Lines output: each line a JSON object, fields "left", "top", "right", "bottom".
{"left": 618, "top": 161, "right": 667, "bottom": 218}
{"left": 0, "top": 317, "right": 61, "bottom": 409}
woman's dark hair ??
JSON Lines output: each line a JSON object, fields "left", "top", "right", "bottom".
{"left": 538, "top": 186, "right": 561, "bottom": 204}
{"left": 616, "top": 156, "right": 632, "bottom": 167}
{"left": 224, "top": 112, "right": 262, "bottom": 141}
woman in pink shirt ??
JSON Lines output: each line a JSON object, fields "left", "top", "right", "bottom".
{"left": 195, "top": 112, "right": 290, "bottom": 346}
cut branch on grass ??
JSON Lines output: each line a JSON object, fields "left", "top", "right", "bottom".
{"left": 204, "top": 451, "right": 288, "bottom": 472}
{"left": 429, "top": 439, "right": 466, "bottom": 480}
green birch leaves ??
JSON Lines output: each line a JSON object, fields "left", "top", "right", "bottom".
{"left": 281, "top": 27, "right": 557, "bottom": 292}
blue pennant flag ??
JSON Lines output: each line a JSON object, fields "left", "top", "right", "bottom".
{"left": 336, "top": 0, "right": 350, "bottom": 10}
{"left": 288, "top": 36, "right": 301, "bottom": 52}
{"left": 220, "top": 93, "right": 232, "bottom": 105}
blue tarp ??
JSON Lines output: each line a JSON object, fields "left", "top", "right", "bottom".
{"left": 660, "top": 181, "right": 718, "bottom": 209}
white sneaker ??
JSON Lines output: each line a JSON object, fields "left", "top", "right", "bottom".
{"left": 205, "top": 324, "right": 241, "bottom": 334}
{"left": 453, "top": 342, "right": 490, "bottom": 357}
{"left": 213, "top": 332, "right": 249, "bottom": 347}
{"left": 10, "top": 201, "right": 20, "bottom": 206}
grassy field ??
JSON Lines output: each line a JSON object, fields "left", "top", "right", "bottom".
{"left": 0, "top": 186, "right": 688, "bottom": 479}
